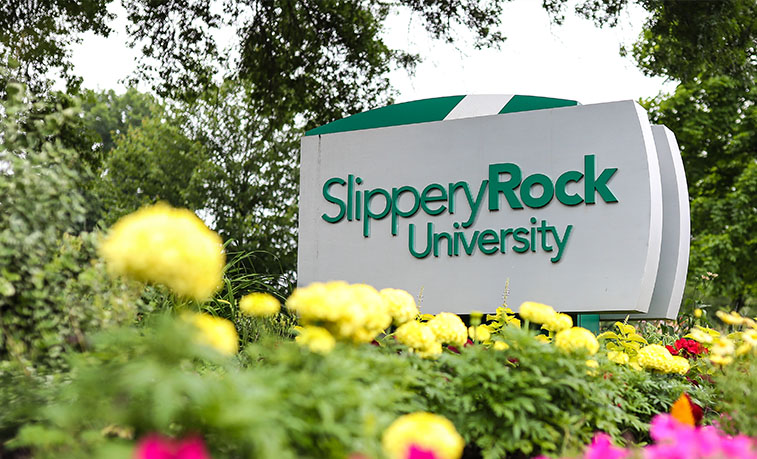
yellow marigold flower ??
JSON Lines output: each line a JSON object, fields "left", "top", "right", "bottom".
{"left": 687, "top": 326, "right": 720, "bottom": 344}
{"left": 418, "top": 341, "right": 443, "bottom": 358}
{"left": 286, "top": 281, "right": 392, "bottom": 343}
{"left": 543, "top": 312, "right": 573, "bottom": 333}
{"left": 382, "top": 412, "right": 464, "bottom": 459}
{"left": 586, "top": 359, "right": 599, "bottom": 368}
{"left": 670, "top": 356, "right": 690, "bottom": 375}
{"left": 493, "top": 341, "right": 509, "bottom": 351}
{"left": 710, "top": 354, "right": 734, "bottom": 365}
{"left": 395, "top": 321, "right": 440, "bottom": 357}
{"left": 188, "top": 313, "right": 238, "bottom": 355}
{"left": 239, "top": 292, "right": 280, "bottom": 317}
{"left": 735, "top": 343, "right": 751, "bottom": 356}
{"left": 711, "top": 337, "right": 735, "bottom": 357}
{"left": 100, "top": 203, "right": 224, "bottom": 301}
{"left": 468, "top": 324, "right": 492, "bottom": 342}
{"left": 636, "top": 344, "right": 677, "bottom": 373}
{"left": 519, "top": 301, "right": 557, "bottom": 325}
{"left": 296, "top": 326, "right": 336, "bottom": 354}
{"left": 608, "top": 351, "right": 630, "bottom": 365}
{"left": 554, "top": 327, "right": 599, "bottom": 355}
{"left": 743, "top": 329, "right": 757, "bottom": 347}
{"left": 717, "top": 310, "right": 746, "bottom": 326}
{"left": 380, "top": 288, "right": 419, "bottom": 326}
{"left": 428, "top": 313, "right": 467, "bottom": 347}
{"left": 534, "top": 334, "right": 551, "bottom": 343}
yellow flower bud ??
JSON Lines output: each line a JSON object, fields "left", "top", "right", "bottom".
{"left": 296, "top": 326, "right": 336, "bottom": 354}
{"left": 187, "top": 313, "right": 238, "bottom": 355}
{"left": 239, "top": 292, "right": 280, "bottom": 317}
{"left": 519, "top": 301, "right": 557, "bottom": 325}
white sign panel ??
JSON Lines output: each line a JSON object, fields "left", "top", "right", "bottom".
{"left": 298, "top": 96, "right": 687, "bottom": 316}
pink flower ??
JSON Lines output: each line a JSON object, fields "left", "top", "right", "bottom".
{"left": 406, "top": 444, "right": 440, "bottom": 459}
{"left": 720, "top": 434, "right": 756, "bottom": 458}
{"left": 584, "top": 433, "right": 627, "bottom": 459}
{"left": 135, "top": 434, "right": 210, "bottom": 459}
{"left": 645, "top": 414, "right": 757, "bottom": 459}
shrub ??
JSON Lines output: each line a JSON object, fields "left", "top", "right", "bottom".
{"left": 416, "top": 325, "right": 694, "bottom": 458}
{"left": 6, "top": 317, "right": 425, "bottom": 458}
{"left": 0, "top": 82, "right": 138, "bottom": 368}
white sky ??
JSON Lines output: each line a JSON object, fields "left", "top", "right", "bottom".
{"left": 70, "top": 0, "right": 676, "bottom": 106}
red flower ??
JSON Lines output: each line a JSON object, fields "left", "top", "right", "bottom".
{"left": 671, "top": 338, "right": 707, "bottom": 359}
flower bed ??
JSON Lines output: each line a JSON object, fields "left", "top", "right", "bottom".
{"left": 2, "top": 203, "right": 757, "bottom": 459}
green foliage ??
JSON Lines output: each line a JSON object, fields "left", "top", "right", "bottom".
{"left": 715, "top": 352, "right": 757, "bottom": 436}
{"left": 80, "top": 88, "right": 158, "bottom": 156}
{"left": 598, "top": 321, "right": 648, "bottom": 358}
{"left": 629, "top": 0, "right": 757, "bottom": 83}
{"left": 415, "top": 326, "right": 691, "bottom": 458}
{"left": 0, "top": 360, "right": 60, "bottom": 455}
{"left": 203, "top": 250, "right": 298, "bottom": 344}
{"left": 0, "top": 0, "right": 112, "bottom": 93}
{"left": 122, "top": 0, "right": 512, "bottom": 124}
{"left": 0, "top": 82, "right": 138, "bottom": 367}
{"left": 643, "top": 76, "right": 757, "bottom": 306}
{"left": 544, "top": 0, "right": 757, "bottom": 84}
{"left": 181, "top": 81, "right": 300, "bottom": 274}
{"left": 7, "top": 317, "right": 423, "bottom": 459}
{"left": 94, "top": 102, "right": 206, "bottom": 226}
{"left": 88, "top": 82, "right": 300, "bottom": 275}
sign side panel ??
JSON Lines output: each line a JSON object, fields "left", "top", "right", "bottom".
{"left": 603, "top": 125, "right": 690, "bottom": 320}
{"left": 631, "top": 103, "right": 664, "bottom": 314}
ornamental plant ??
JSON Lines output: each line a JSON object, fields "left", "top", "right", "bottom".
{"left": 665, "top": 338, "right": 708, "bottom": 359}
{"left": 554, "top": 327, "right": 600, "bottom": 355}
{"left": 186, "top": 313, "right": 239, "bottom": 355}
{"left": 295, "top": 325, "right": 336, "bottom": 354}
{"left": 427, "top": 313, "right": 467, "bottom": 347}
{"left": 419, "top": 324, "right": 636, "bottom": 458}
{"left": 394, "top": 321, "right": 441, "bottom": 357}
{"left": 6, "top": 317, "right": 425, "bottom": 459}
{"left": 239, "top": 292, "right": 281, "bottom": 317}
{"left": 566, "top": 414, "right": 757, "bottom": 459}
{"left": 100, "top": 202, "right": 226, "bottom": 301}
{"left": 382, "top": 412, "right": 464, "bottom": 459}
{"left": 380, "top": 288, "right": 420, "bottom": 326}
{"left": 134, "top": 434, "right": 211, "bottom": 459}
{"left": 285, "top": 281, "right": 393, "bottom": 343}
{"left": 597, "top": 321, "right": 648, "bottom": 363}
{"left": 635, "top": 344, "right": 690, "bottom": 375}
{"left": 0, "top": 82, "right": 138, "bottom": 368}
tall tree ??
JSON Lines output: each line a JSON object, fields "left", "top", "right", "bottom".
{"left": 0, "top": 0, "right": 113, "bottom": 93}
{"left": 91, "top": 83, "right": 299, "bottom": 275}
{"left": 94, "top": 102, "right": 207, "bottom": 226}
{"left": 644, "top": 77, "right": 757, "bottom": 306}
{"left": 80, "top": 88, "right": 157, "bottom": 155}
{"left": 2, "top": 0, "right": 514, "bottom": 124}
{"left": 122, "top": 0, "right": 513, "bottom": 127}
{"left": 181, "top": 81, "right": 300, "bottom": 275}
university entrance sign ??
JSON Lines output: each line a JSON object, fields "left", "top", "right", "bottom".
{"left": 298, "top": 95, "right": 689, "bottom": 319}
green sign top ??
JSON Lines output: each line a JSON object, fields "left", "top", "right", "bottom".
{"left": 305, "top": 95, "right": 578, "bottom": 136}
